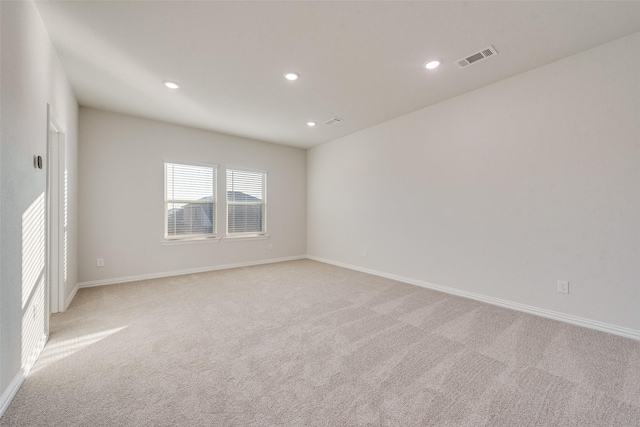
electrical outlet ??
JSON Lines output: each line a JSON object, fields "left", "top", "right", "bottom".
{"left": 97, "top": 258, "right": 105, "bottom": 267}
{"left": 557, "top": 280, "right": 569, "bottom": 294}
{"left": 363, "top": 249, "right": 368, "bottom": 257}
{"left": 268, "top": 244, "right": 273, "bottom": 251}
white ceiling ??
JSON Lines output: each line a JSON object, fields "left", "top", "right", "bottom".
{"left": 35, "top": 1, "right": 640, "bottom": 149}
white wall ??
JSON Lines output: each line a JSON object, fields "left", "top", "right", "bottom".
{"left": 308, "top": 32, "right": 640, "bottom": 332}
{"left": 78, "top": 108, "right": 307, "bottom": 283}
{"left": 0, "top": 0, "right": 79, "bottom": 399}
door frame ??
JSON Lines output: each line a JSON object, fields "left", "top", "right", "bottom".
{"left": 46, "top": 104, "right": 67, "bottom": 319}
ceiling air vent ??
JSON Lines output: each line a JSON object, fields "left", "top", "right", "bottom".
{"left": 455, "top": 45, "right": 498, "bottom": 69}
{"left": 323, "top": 117, "right": 344, "bottom": 126}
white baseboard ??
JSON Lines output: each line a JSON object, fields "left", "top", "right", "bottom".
{"left": 306, "top": 255, "right": 640, "bottom": 341}
{"left": 0, "top": 370, "right": 24, "bottom": 418}
{"left": 77, "top": 255, "right": 307, "bottom": 289}
{"left": 0, "top": 332, "right": 47, "bottom": 418}
{"left": 65, "top": 282, "right": 79, "bottom": 310}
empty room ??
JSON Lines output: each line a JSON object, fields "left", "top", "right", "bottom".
{"left": 1, "top": 1, "right": 640, "bottom": 425}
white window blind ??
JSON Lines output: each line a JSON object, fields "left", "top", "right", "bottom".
{"left": 226, "top": 169, "right": 266, "bottom": 235}
{"left": 165, "top": 162, "right": 217, "bottom": 239}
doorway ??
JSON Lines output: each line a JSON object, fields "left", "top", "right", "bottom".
{"left": 46, "top": 104, "right": 67, "bottom": 322}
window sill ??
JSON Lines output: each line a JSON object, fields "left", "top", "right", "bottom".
{"left": 161, "top": 237, "right": 220, "bottom": 246}
{"left": 223, "top": 234, "right": 270, "bottom": 242}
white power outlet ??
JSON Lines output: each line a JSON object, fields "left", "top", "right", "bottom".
{"left": 268, "top": 244, "right": 273, "bottom": 251}
{"left": 557, "top": 280, "right": 569, "bottom": 294}
{"left": 97, "top": 258, "right": 105, "bottom": 267}
{"left": 363, "top": 249, "right": 368, "bottom": 257}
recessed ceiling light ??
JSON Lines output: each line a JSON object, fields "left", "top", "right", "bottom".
{"left": 163, "top": 80, "right": 180, "bottom": 89}
{"left": 307, "top": 122, "right": 316, "bottom": 127}
{"left": 284, "top": 72, "right": 299, "bottom": 81}
{"left": 424, "top": 60, "right": 441, "bottom": 70}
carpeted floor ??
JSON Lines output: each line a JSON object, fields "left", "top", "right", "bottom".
{"left": 2, "top": 259, "right": 640, "bottom": 426}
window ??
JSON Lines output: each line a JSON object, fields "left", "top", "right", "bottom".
{"left": 165, "top": 162, "right": 217, "bottom": 239}
{"left": 226, "top": 169, "right": 266, "bottom": 235}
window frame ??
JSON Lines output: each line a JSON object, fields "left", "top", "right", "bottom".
{"left": 164, "top": 161, "right": 218, "bottom": 241}
{"left": 225, "top": 167, "right": 267, "bottom": 237}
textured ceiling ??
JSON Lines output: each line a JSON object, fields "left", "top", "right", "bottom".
{"left": 35, "top": 1, "right": 640, "bottom": 149}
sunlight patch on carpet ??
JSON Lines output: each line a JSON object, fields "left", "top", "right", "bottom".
{"left": 31, "top": 326, "right": 128, "bottom": 373}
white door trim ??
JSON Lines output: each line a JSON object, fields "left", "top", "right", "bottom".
{"left": 46, "top": 104, "right": 67, "bottom": 316}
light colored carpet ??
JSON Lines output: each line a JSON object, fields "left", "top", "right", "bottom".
{"left": 2, "top": 259, "right": 640, "bottom": 426}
